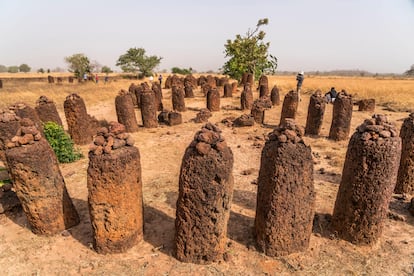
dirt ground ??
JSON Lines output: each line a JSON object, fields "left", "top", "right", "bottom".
{"left": 1, "top": 81, "right": 414, "bottom": 275}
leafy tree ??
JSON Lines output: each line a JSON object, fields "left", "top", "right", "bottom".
{"left": 0, "top": 65, "right": 8, "bottom": 72}
{"left": 171, "top": 67, "right": 192, "bottom": 75}
{"left": 116, "top": 47, "right": 162, "bottom": 78}
{"left": 64, "top": 53, "right": 92, "bottom": 78}
{"left": 223, "top": 18, "right": 278, "bottom": 81}
{"left": 19, "top": 64, "right": 31, "bottom": 73}
{"left": 37, "top": 68, "right": 45, "bottom": 73}
{"left": 405, "top": 64, "right": 414, "bottom": 76}
{"left": 7, "top": 66, "right": 19, "bottom": 73}
{"left": 101, "top": 66, "right": 113, "bottom": 74}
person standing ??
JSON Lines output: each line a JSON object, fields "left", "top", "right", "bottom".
{"left": 296, "top": 71, "right": 304, "bottom": 101}
{"left": 158, "top": 74, "right": 163, "bottom": 86}
{"left": 95, "top": 74, "right": 99, "bottom": 84}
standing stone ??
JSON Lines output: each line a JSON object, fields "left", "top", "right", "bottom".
{"left": 255, "top": 119, "right": 315, "bottom": 257}
{"left": 35, "top": 96, "right": 63, "bottom": 126}
{"left": 134, "top": 85, "right": 144, "bottom": 108}
{"left": 5, "top": 120, "right": 79, "bottom": 235}
{"left": 140, "top": 90, "right": 158, "bottom": 128}
{"left": 128, "top": 83, "right": 139, "bottom": 106}
{"left": 201, "top": 83, "right": 211, "bottom": 96}
{"left": 165, "top": 75, "right": 172, "bottom": 89}
{"left": 184, "top": 85, "right": 194, "bottom": 98}
{"left": 258, "top": 75, "right": 268, "bottom": 90}
{"left": 270, "top": 85, "right": 280, "bottom": 106}
{"left": 247, "top": 73, "right": 254, "bottom": 88}
{"left": 233, "top": 114, "right": 255, "bottom": 127}
{"left": 0, "top": 79, "right": 3, "bottom": 89}
{"left": 231, "top": 82, "right": 238, "bottom": 94}
{"left": 305, "top": 91, "right": 326, "bottom": 136}
{"left": 68, "top": 76, "right": 74, "bottom": 83}
{"left": 240, "top": 84, "right": 253, "bottom": 110}
{"left": 223, "top": 83, "right": 232, "bottom": 98}
{"left": 241, "top": 72, "right": 248, "bottom": 86}
{"left": 206, "top": 75, "right": 217, "bottom": 88}
{"left": 172, "top": 86, "right": 186, "bottom": 112}
{"left": 115, "top": 90, "right": 139, "bottom": 133}
{"left": 152, "top": 82, "right": 164, "bottom": 111}
{"left": 251, "top": 96, "right": 272, "bottom": 124}
{"left": 87, "top": 123, "right": 143, "bottom": 254}
{"left": 395, "top": 113, "right": 414, "bottom": 194}
{"left": 10, "top": 102, "right": 44, "bottom": 137}
{"left": 0, "top": 110, "right": 20, "bottom": 163}
{"left": 175, "top": 123, "right": 234, "bottom": 264}
{"left": 198, "top": 75, "right": 207, "bottom": 87}
{"left": 57, "top": 77, "right": 63, "bottom": 84}
{"left": 358, "top": 99, "right": 375, "bottom": 112}
{"left": 332, "top": 115, "right": 401, "bottom": 244}
{"left": 259, "top": 84, "right": 269, "bottom": 98}
{"left": 207, "top": 88, "right": 220, "bottom": 112}
{"left": 47, "top": 75, "right": 54, "bottom": 84}
{"left": 64, "top": 93, "right": 95, "bottom": 145}
{"left": 280, "top": 90, "right": 299, "bottom": 126}
{"left": 328, "top": 91, "right": 353, "bottom": 141}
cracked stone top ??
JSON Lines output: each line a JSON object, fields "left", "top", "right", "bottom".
{"left": 268, "top": 119, "right": 305, "bottom": 144}
{"left": 89, "top": 121, "right": 135, "bottom": 155}
{"left": 356, "top": 114, "right": 398, "bottom": 140}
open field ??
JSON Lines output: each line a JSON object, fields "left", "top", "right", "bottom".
{"left": 1, "top": 74, "right": 414, "bottom": 275}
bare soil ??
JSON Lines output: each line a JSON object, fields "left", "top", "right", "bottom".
{"left": 1, "top": 83, "right": 414, "bottom": 275}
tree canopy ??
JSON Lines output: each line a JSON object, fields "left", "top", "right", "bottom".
{"left": 405, "top": 64, "right": 414, "bottom": 76}
{"left": 171, "top": 67, "right": 192, "bottom": 75}
{"left": 116, "top": 47, "right": 162, "bottom": 78}
{"left": 19, "top": 64, "right": 31, "bottom": 73}
{"left": 222, "top": 18, "right": 277, "bottom": 81}
{"left": 64, "top": 53, "right": 92, "bottom": 78}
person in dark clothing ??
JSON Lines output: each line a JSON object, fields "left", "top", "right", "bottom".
{"left": 296, "top": 71, "right": 304, "bottom": 92}
{"left": 325, "top": 87, "right": 338, "bottom": 103}
{"left": 158, "top": 74, "right": 163, "bottom": 86}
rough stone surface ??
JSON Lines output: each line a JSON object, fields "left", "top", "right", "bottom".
{"left": 259, "top": 85, "right": 269, "bottom": 98}
{"left": 358, "top": 99, "right": 375, "bottom": 112}
{"left": 332, "top": 114, "right": 401, "bottom": 245}
{"left": 255, "top": 119, "right": 314, "bottom": 257}
{"left": 240, "top": 85, "right": 253, "bottom": 110}
{"left": 152, "top": 82, "right": 164, "bottom": 111}
{"left": 184, "top": 85, "right": 194, "bottom": 98}
{"left": 0, "top": 185, "right": 20, "bottom": 214}
{"left": 5, "top": 136, "right": 79, "bottom": 235}
{"left": 201, "top": 83, "right": 211, "bottom": 96}
{"left": 157, "top": 110, "right": 182, "bottom": 126}
{"left": 115, "top": 90, "right": 139, "bottom": 133}
{"left": 194, "top": 109, "right": 212, "bottom": 123}
{"left": 35, "top": 96, "right": 63, "bottom": 126}
{"left": 270, "top": 85, "right": 281, "bottom": 106}
{"left": 395, "top": 113, "right": 414, "bottom": 194}
{"left": 88, "top": 144, "right": 143, "bottom": 254}
{"left": 206, "top": 75, "right": 217, "bottom": 88}
{"left": 223, "top": 83, "right": 232, "bottom": 98}
{"left": 175, "top": 123, "right": 234, "bottom": 264}
{"left": 172, "top": 86, "right": 186, "bottom": 112}
{"left": 47, "top": 75, "right": 54, "bottom": 84}
{"left": 233, "top": 114, "right": 255, "bottom": 127}
{"left": 231, "top": 82, "right": 238, "bottom": 95}
{"left": 328, "top": 91, "right": 353, "bottom": 141}
{"left": 0, "top": 79, "right": 2, "bottom": 89}
{"left": 305, "top": 91, "right": 326, "bottom": 136}
{"left": 280, "top": 90, "right": 299, "bottom": 126}
{"left": 128, "top": 83, "right": 139, "bottom": 107}
{"left": 247, "top": 74, "right": 254, "bottom": 87}
{"left": 207, "top": 88, "right": 220, "bottom": 112}
{"left": 251, "top": 96, "right": 272, "bottom": 124}
{"left": 0, "top": 110, "right": 20, "bottom": 162}
{"left": 140, "top": 90, "right": 158, "bottom": 128}
{"left": 10, "top": 102, "right": 44, "bottom": 137}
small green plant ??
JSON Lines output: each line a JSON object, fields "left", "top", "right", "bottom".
{"left": 43, "top": 122, "right": 83, "bottom": 163}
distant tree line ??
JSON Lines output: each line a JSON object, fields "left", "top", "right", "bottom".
{"left": 0, "top": 64, "right": 31, "bottom": 73}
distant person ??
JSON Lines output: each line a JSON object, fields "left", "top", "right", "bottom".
{"left": 95, "top": 74, "right": 99, "bottom": 84}
{"left": 158, "top": 74, "right": 163, "bottom": 86}
{"left": 296, "top": 71, "right": 304, "bottom": 101}
{"left": 104, "top": 74, "right": 109, "bottom": 84}
{"left": 83, "top": 73, "right": 88, "bottom": 82}
{"left": 325, "top": 87, "right": 338, "bottom": 103}
{"left": 149, "top": 75, "right": 154, "bottom": 83}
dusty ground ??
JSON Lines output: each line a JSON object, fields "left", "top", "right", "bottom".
{"left": 1, "top": 79, "right": 414, "bottom": 275}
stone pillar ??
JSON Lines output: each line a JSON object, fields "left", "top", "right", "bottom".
{"left": 207, "top": 88, "right": 220, "bottom": 112}
{"left": 88, "top": 122, "right": 143, "bottom": 254}
{"left": 223, "top": 83, "right": 232, "bottom": 98}
{"left": 128, "top": 83, "right": 138, "bottom": 107}
{"left": 305, "top": 91, "right": 326, "bottom": 136}
{"left": 0, "top": 110, "right": 20, "bottom": 163}
{"left": 0, "top": 79, "right": 3, "bottom": 89}
{"left": 332, "top": 115, "right": 401, "bottom": 244}
{"left": 241, "top": 72, "right": 248, "bottom": 86}
{"left": 64, "top": 93, "right": 94, "bottom": 145}
{"left": 231, "top": 82, "right": 238, "bottom": 95}
{"left": 255, "top": 119, "right": 315, "bottom": 257}
{"left": 5, "top": 119, "right": 79, "bottom": 235}
{"left": 358, "top": 99, "right": 375, "bottom": 112}
{"left": 259, "top": 85, "right": 269, "bottom": 98}
{"left": 328, "top": 91, "right": 353, "bottom": 140}
{"left": 395, "top": 113, "right": 414, "bottom": 194}
{"left": 251, "top": 97, "right": 272, "bottom": 124}
{"left": 140, "top": 90, "right": 158, "bottom": 128}
{"left": 240, "top": 84, "right": 253, "bottom": 110}
{"left": 258, "top": 75, "right": 268, "bottom": 89}
{"left": 35, "top": 96, "right": 63, "bottom": 126}
{"left": 10, "top": 102, "right": 44, "bottom": 137}
{"left": 68, "top": 76, "right": 74, "bottom": 83}
{"left": 152, "top": 82, "right": 163, "bottom": 111}
{"left": 279, "top": 90, "right": 299, "bottom": 126}
{"left": 47, "top": 75, "right": 54, "bottom": 84}
{"left": 270, "top": 85, "right": 280, "bottom": 106}
{"left": 172, "top": 86, "right": 186, "bottom": 112}
{"left": 184, "top": 85, "right": 194, "bottom": 98}
{"left": 115, "top": 90, "right": 139, "bottom": 133}
{"left": 247, "top": 73, "right": 254, "bottom": 87}
{"left": 206, "top": 75, "right": 216, "bottom": 88}
{"left": 175, "top": 123, "right": 234, "bottom": 264}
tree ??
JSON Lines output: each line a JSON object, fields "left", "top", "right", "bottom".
{"left": 405, "top": 64, "right": 414, "bottom": 76}
{"left": 19, "top": 64, "right": 31, "bottom": 73}
{"left": 7, "top": 66, "right": 19, "bottom": 73}
{"left": 90, "top": 60, "right": 102, "bottom": 73}
{"left": 222, "top": 18, "right": 278, "bottom": 81}
{"left": 37, "top": 68, "right": 45, "bottom": 73}
{"left": 64, "top": 53, "right": 92, "bottom": 78}
{"left": 116, "top": 47, "right": 162, "bottom": 78}
{"left": 171, "top": 67, "right": 192, "bottom": 75}
{"left": 101, "top": 66, "right": 113, "bottom": 74}
{"left": 0, "top": 65, "right": 8, "bottom": 72}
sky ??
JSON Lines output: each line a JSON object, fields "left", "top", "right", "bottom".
{"left": 0, "top": 0, "right": 413, "bottom": 74}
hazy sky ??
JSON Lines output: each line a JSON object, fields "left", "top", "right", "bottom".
{"left": 1, "top": 0, "right": 413, "bottom": 73}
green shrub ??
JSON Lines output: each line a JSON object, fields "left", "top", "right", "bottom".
{"left": 43, "top": 122, "right": 83, "bottom": 163}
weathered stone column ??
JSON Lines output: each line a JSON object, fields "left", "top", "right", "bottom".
{"left": 128, "top": 83, "right": 138, "bottom": 107}
{"left": 115, "top": 90, "right": 139, "bottom": 133}
{"left": 206, "top": 75, "right": 217, "bottom": 88}
{"left": 0, "top": 79, "right": 3, "bottom": 89}
{"left": 172, "top": 86, "right": 186, "bottom": 112}
{"left": 259, "top": 85, "right": 269, "bottom": 98}
{"left": 35, "top": 96, "right": 63, "bottom": 126}
{"left": 140, "top": 90, "right": 158, "bottom": 128}
{"left": 184, "top": 85, "right": 194, "bottom": 98}
{"left": 0, "top": 110, "right": 20, "bottom": 163}
{"left": 358, "top": 99, "right": 375, "bottom": 112}
{"left": 255, "top": 119, "right": 315, "bottom": 257}
{"left": 231, "top": 82, "right": 238, "bottom": 95}
{"left": 5, "top": 119, "right": 79, "bottom": 235}
{"left": 175, "top": 123, "right": 234, "bottom": 264}
{"left": 258, "top": 75, "right": 268, "bottom": 89}
{"left": 47, "top": 75, "right": 54, "bottom": 84}
{"left": 88, "top": 122, "right": 143, "bottom": 254}
{"left": 251, "top": 96, "right": 272, "bottom": 124}
{"left": 395, "top": 113, "right": 414, "bottom": 194}
{"left": 64, "top": 93, "right": 95, "bottom": 145}
{"left": 270, "top": 85, "right": 280, "bottom": 106}
{"left": 328, "top": 91, "right": 353, "bottom": 141}
{"left": 305, "top": 91, "right": 326, "bottom": 136}
{"left": 207, "top": 88, "right": 220, "bottom": 112}
{"left": 279, "top": 90, "right": 299, "bottom": 126}
{"left": 247, "top": 73, "right": 254, "bottom": 87}
{"left": 241, "top": 72, "right": 248, "bottom": 86}
{"left": 152, "top": 82, "right": 163, "bottom": 111}
{"left": 241, "top": 84, "right": 253, "bottom": 110}
{"left": 10, "top": 102, "right": 44, "bottom": 136}
{"left": 68, "top": 76, "right": 74, "bottom": 83}
{"left": 223, "top": 83, "right": 232, "bottom": 98}
{"left": 332, "top": 115, "right": 401, "bottom": 244}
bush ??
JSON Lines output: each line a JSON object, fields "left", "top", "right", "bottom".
{"left": 43, "top": 122, "right": 83, "bottom": 163}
